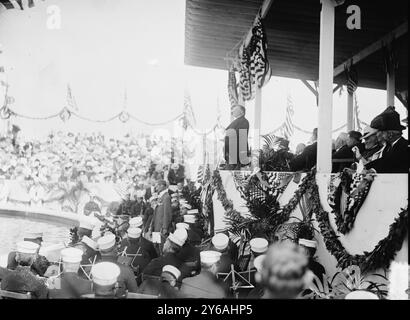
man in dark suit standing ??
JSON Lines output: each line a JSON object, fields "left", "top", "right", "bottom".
{"left": 224, "top": 105, "right": 250, "bottom": 170}
{"left": 365, "top": 106, "right": 408, "bottom": 173}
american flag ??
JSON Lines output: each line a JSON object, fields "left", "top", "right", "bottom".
{"left": 0, "top": 0, "right": 43, "bottom": 11}
{"left": 281, "top": 93, "right": 295, "bottom": 140}
{"left": 66, "top": 84, "right": 78, "bottom": 112}
{"left": 196, "top": 165, "right": 204, "bottom": 184}
{"left": 228, "top": 66, "right": 239, "bottom": 108}
{"left": 182, "top": 90, "right": 196, "bottom": 130}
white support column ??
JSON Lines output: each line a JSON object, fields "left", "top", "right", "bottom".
{"left": 317, "top": 0, "right": 336, "bottom": 173}
{"left": 253, "top": 87, "right": 262, "bottom": 169}
{"left": 347, "top": 90, "right": 354, "bottom": 131}
{"left": 386, "top": 63, "right": 395, "bottom": 107}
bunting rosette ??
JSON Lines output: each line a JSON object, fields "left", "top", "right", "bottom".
{"left": 59, "top": 107, "right": 71, "bottom": 122}
{"left": 119, "top": 111, "right": 130, "bottom": 123}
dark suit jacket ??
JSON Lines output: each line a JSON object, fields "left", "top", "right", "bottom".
{"left": 331, "top": 145, "right": 355, "bottom": 173}
{"left": 167, "top": 165, "right": 185, "bottom": 185}
{"left": 224, "top": 115, "right": 250, "bottom": 166}
{"left": 143, "top": 253, "right": 183, "bottom": 278}
{"left": 151, "top": 191, "right": 172, "bottom": 233}
{"left": 289, "top": 142, "right": 317, "bottom": 172}
{"left": 365, "top": 137, "right": 408, "bottom": 173}
{"left": 49, "top": 272, "right": 92, "bottom": 299}
{"left": 180, "top": 271, "right": 229, "bottom": 298}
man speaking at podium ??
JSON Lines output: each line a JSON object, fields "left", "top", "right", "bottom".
{"left": 223, "top": 105, "right": 250, "bottom": 170}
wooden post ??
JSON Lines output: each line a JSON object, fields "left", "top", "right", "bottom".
{"left": 386, "top": 57, "right": 395, "bottom": 107}
{"left": 252, "top": 87, "right": 262, "bottom": 169}
{"left": 347, "top": 90, "right": 354, "bottom": 131}
{"left": 317, "top": 0, "right": 336, "bottom": 173}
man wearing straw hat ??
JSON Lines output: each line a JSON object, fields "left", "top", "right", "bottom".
{"left": 97, "top": 234, "right": 138, "bottom": 297}
{"left": 180, "top": 251, "right": 229, "bottom": 298}
{"left": 49, "top": 248, "right": 92, "bottom": 299}
{"left": 1, "top": 241, "right": 48, "bottom": 299}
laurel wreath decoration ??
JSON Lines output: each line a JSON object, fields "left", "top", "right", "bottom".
{"left": 327, "top": 169, "right": 375, "bottom": 234}
{"left": 310, "top": 171, "right": 408, "bottom": 271}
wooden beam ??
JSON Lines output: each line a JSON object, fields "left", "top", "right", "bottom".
{"left": 301, "top": 79, "right": 318, "bottom": 98}
{"left": 333, "top": 21, "right": 408, "bottom": 78}
{"left": 242, "top": 0, "right": 274, "bottom": 48}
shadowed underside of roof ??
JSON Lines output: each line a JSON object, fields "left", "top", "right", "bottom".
{"left": 185, "top": 0, "right": 408, "bottom": 92}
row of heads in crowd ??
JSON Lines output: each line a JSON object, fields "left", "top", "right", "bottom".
{"left": 0, "top": 129, "right": 185, "bottom": 182}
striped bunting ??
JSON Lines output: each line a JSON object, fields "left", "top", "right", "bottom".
{"left": 281, "top": 93, "right": 295, "bottom": 140}
{"left": 0, "top": 0, "right": 43, "bottom": 11}
{"left": 227, "top": 66, "right": 239, "bottom": 108}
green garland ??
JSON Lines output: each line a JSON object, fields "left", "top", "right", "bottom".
{"left": 310, "top": 172, "right": 408, "bottom": 271}
{"left": 328, "top": 170, "right": 374, "bottom": 234}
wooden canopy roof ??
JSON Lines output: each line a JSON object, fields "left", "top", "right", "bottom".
{"left": 185, "top": 0, "right": 408, "bottom": 92}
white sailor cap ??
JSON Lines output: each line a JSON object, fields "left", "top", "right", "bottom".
{"left": 345, "top": 291, "right": 379, "bottom": 300}
{"left": 81, "top": 236, "right": 99, "bottom": 251}
{"left": 175, "top": 222, "right": 189, "bottom": 230}
{"left": 24, "top": 231, "right": 43, "bottom": 240}
{"left": 127, "top": 227, "right": 142, "bottom": 239}
{"left": 179, "top": 200, "right": 187, "bottom": 204}
{"left": 16, "top": 241, "right": 39, "bottom": 254}
{"left": 212, "top": 233, "right": 229, "bottom": 251}
{"left": 250, "top": 238, "right": 269, "bottom": 253}
{"left": 97, "top": 234, "right": 116, "bottom": 251}
{"left": 162, "top": 265, "right": 181, "bottom": 280}
{"left": 61, "top": 247, "right": 83, "bottom": 263}
{"left": 129, "top": 216, "right": 143, "bottom": 228}
{"left": 183, "top": 214, "right": 197, "bottom": 224}
{"left": 91, "top": 262, "right": 121, "bottom": 286}
{"left": 253, "top": 254, "right": 266, "bottom": 273}
{"left": 171, "top": 193, "right": 178, "bottom": 198}
{"left": 79, "top": 218, "right": 95, "bottom": 231}
{"left": 299, "top": 238, "right": 317, "bottom": 249}
{"left": 168, "top": 228, "right": 188, "bottom": 247}
{"left": 200, "top": 250, "right": 221, "bottom": 265}
{"left": 187, "top": 209, "right": 199, "bottom": 214}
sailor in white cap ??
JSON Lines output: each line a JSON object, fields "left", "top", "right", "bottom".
{"left": 129, "top": 216, "right": 143, "bottom": 229}
{"left": 97, "top": 234, "right": 138, "bottom": 297}
{"left": 143, "top": 228, "right": 188, "bottom": 278}
{"left": 210, "top": 233, "right": 234, "bottom": 273}
{"left": 77, "top": 218, "right": 95, "bottom": 240}
{"left": 118, "top": 227, "right": 158, "bottom": 269}
{"left": 248, "top": 238, "right": 269, "bottom": 285}
{"left": 6, "top": 232, "right": 50, "bottom": 277}
{"left": 180, "top": 251, "right": 229, "bottom": 298}
{"left": 1, "top": 241, "right": 49, "bottom": 299}
{"left": 82, "top": 262, "right": 121, "bottom": 298}
{"left": 247, "top": 254, "right": 266, "bottom": 298}
{"left": 298, "top": 238, "right": 326, "bottom": 280}
{"left": 49, "top": 248, "right": 93, "bottom": 299}
{"left": 160, "top": 264, "right": 181, "bottom": 291}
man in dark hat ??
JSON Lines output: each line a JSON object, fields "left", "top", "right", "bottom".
{"left": 365, "top": 106, "right": 408, "bottom": 173}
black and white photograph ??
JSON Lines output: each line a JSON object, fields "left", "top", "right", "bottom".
{"left": 0, "top": 0, "right": 408, "bottom": 306}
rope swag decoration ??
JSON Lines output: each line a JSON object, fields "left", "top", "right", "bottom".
{"left": 327, "top": 169, "right": 375, "bottom": 234}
